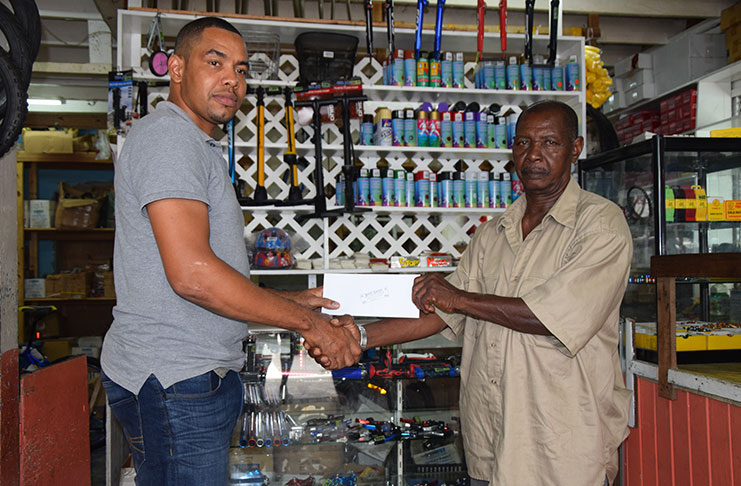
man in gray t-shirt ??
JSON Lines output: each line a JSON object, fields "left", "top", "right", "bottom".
{"left": 101, "top": 17, "right": 360, "bottom": 485}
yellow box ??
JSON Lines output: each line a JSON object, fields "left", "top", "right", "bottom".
{"left": 708, "top": 334, "right": 741, "bottom": 350}
{"left": 22, "top": 130, "right": 73, "bottom": 154}
{"left": 725, "top": 200, "right": 741, "bottom": 221}
{"left": 708, "top": 197, "right": 725, "bottom": 221}
{"left": 695, "top": 189, "right": 707, "bottom": 221}
{"left": 676, "top": 335, "right": 708, "bottom": 352}
{"left": 710, "top": 127, "right": 741, "bottom": 137}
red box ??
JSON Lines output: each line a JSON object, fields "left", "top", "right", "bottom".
{"left": 667, "top": 109, "right": 678, "bottom": 122}
{"left": 660, "top": 99, "right": 670, "bottom": 113}
{"left": 682, "top": 118, "right": 695, "bottom": 131}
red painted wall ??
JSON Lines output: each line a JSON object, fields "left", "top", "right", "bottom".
{"left": 623, "top": 377, "right": 741, "bottom": 486}
{"left": 19, "top": 356, "right": 90, "bottom": 486}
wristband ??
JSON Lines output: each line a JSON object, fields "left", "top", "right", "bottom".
{"left": 356, "top": 323, "right": 367, "bottom": 350}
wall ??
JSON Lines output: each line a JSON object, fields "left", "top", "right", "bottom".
{"left": 623, "top": 377, "right": 741, "bottom": 486}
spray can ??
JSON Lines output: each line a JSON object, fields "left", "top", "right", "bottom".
{"left": 430, "top": 57, "right": 442, "bottom": 87}
{"left": 382, "top": 169, "right": 394, "bottom": 206}
{"left": 394, "top": 170, "right": 407, "bottom": 206}
{"left": 441, "top": 52, "right": 454, "bottom": 88}
{"left": 476, "top": 112, "right": 488, "bottom": 148}
{"left": 369, "top": 168, "right": 382, "bottom": 206}
{"left": 453, "top": 52, "right": 465, "bottom": 88}
{"left": 488, "top": 171, "right": 498, "bottom": 208}
{"left": 500, "top": 172, "right": 512, "bottom": 207}
{"left": 392, "top": 110, "right": 405, "bottom": 147}
{"left": 415, "top": 170, "right": 430, "bottom": 207}
{"left": 452, "top": 111, "right": 464, "bottom": 148}
{"left": 382, "top": 57, "right": 389, "bottom": 85}
{"left": 464, "top": 111, "right": 477, "bottom": 148}
{"left": 361, "top": 114, "right": 375, "bottom": 145}
{"left": 438, "top": 172, "right": 452, "bottom": 207}
{"left": 506, "top": 56, "right": 520, "bottom": 90}
{"left": 494, "top": 60, "right": 506, "bottom": 89}
{"left": 543, "top": 66, "right": 552, "bottom": 90}
{"left": 404, "top": 50, "right": 417, "bottom": 86}
{"left": 376, "top": 107, "right": 393, "bottom": 146}
{"left": 477, "top": 171, "right": 489, "bottom": 208}
{"left": 484, "top": 61, "right": 495, "bottom": 89}
{"left": 336, "top": 174, "right": 345, "bottom": 206}
{"left": 464, "top": 171, "right": 477, "bottom": 208}
{"left": 429, "top": 171, "right": 438, "bottom": 207}
{"left": 404, "top": 107, "right": 417, "bottom": 146}
{"left": 520, "top": 63, "right": 532, "bottom": 91}
{"left": 452, "top": 172, "right": 465, "bottom": 208}
{"left": 495, "top": 116, "right": 507, "bottom": 149}
{"left": 392, "top": 49, "right": 405, "bottom": 86}
{"left": 487, "top": 113, "right": 497, "bottom": 148}
{"left": 428, "top": 110, "right": 441, "bottom": 147}
{"left": 532, "top": 55, "right": 544, "bottom": 91}
{"left": 358, "top": 168, "right": 370, "bottom": 206}
{"left": 566, "top": 55, "right": 580, "bottom": 91}
{"left": 405, "top": 172, "right": 415, "bottom": 207}
{"left": 506, "top": 112, "right": 518, "bottom": 149}
{"left": 552, "top": 62, "right": 564, "bottom": 91}
{"left": 511, "top": 171, "right": 524, "bottom": 201}
{"left": 417, "top": 110, "right": 429, "bottom": 147}
{"left": 441, "top": 111, "right": 453, "bottom": 147}
{"left": 417, "top": 53, "right": 430, "bottom": 87}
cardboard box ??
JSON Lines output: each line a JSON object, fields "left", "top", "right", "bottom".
{"left": 708, "top": 197, "right": 725, "bottom": 221}
{"left": 654, "top": 57, "right": 727, "bottom": 95}
{"left": 24, "top": 278, "right": 46, "bottom": 298}
{"left": 29, "top": 200, "right": 56, "bottom": 228}
{"left": 726, "top": 200, "right": 741, "bottom": 221}
{"left": 721, "top": 2, "right": 741, "bottom": 31}
{"left": 619, "top": 68, "right": 654, "bottom": 91}
{"left": 71, "top": 346, "right": 100, "bottom": 359}
{"left": 603, "top": 91, "right": 626, "bottom": 114}
{"left": 614, "top": 53, "right": 652, "bottom": 77}
{"left": 103, "top": 271, "right": 115, "bottom": 298}
{"left": 22, "top": 130, "right": 73, "bottom": 154}
{"left": 55, "top": 182, "right": 101, "bottom": 230}
{"left": 41, "top": 338, "right": 76, "bottom": 362}
{"left": 625, "top": 83, "right": 656, "bottom": 106}
{"left": 45, "top": 272, "right": 91, "bottom": 298}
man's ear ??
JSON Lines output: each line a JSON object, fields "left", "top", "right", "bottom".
{"left": 571, "top": 136, "right": 585, "bottom": 162}
{"left": 168, "top": 54, "right": 184, "bottom": 84}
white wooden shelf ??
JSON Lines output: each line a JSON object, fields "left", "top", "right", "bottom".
{"left": 241, "top": 204, "right": 506, "bottom": 215}
{"left": 250, "top": 267, "right": 455, "bottom": 276}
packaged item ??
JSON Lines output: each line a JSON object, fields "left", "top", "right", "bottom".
{"left": 441, "top": 52, "right": 454, "bottom": 87}
{"left": 429, "top": 171, "right": 438, "bottom": 208}
{"left": 417, "top": 53, "right": 430, "bottom": 87}
{"left": 357, "top": 168, "right": 370, "bottom": 206}
{"left": 405, "top": 172, "right": 415, "bottom": 207}
{"left": 506, "top": 56, "right": 520, "bottom": 90}
{"left": 428, "top": 111, "right": 441, "bottom": 147}
{"left": 439, "top": 172, "right": 452, "bottom": 207}
{"left": 404, "top": 107, "right": 417, "bottom": 146}
{"left": 441, "top": 111, "right": 453, "bottom": 147}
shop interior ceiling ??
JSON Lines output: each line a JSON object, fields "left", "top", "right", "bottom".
{"left": 13, "top": 0, "right": 738, "bottom": 111}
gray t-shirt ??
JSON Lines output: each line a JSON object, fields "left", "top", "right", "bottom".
{"left": 101, "top": 101, "right": 249, "bottom": 394}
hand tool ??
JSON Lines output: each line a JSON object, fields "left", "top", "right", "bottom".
{"left": 254, "top": 86, "right": 268, "bottom": 203}
{"left": 475, "top": 0, "right": 486, "bottom": 63}
{"left": 364, "top": 0, "right": 374, "bottom": 56}
{"left": 414, "top": 0, "right": 429, "bottom": 60}
{"left": 276, "top": 87, "right": 312, "bottom": 205}
{"left": 432, "top": 0, "right": 446, "bottom": 60}
{"left": 384, "top": 0, "right": 395, "bottom": 56}
{"left": 499, "top": 0, "right": 507, "bottom": 56}
{"left": 547, "top": 0, "right": 559, "bottom": 66}
{"left": 524, "top": 0, "right": 535, "bottom": 65}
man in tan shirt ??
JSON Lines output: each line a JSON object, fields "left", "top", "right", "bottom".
{"left": 319, "top": 101, "right": 632, "bottom": 485}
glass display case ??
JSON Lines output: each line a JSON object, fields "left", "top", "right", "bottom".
{"left": 579, "top": 136, "right": 741, "bottom": 360}
{"left": 228, "top": 328, "right": 465, "bottom": 486}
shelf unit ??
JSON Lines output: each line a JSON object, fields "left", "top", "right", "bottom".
{"left": 16, "top": 151, "right": 115, "bottom": 339}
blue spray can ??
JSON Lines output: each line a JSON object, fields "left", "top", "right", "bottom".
{"left": 520, "top": 63, "right": 532, "bottom": 91}
{"left": 452, "top": 111, "right": 464, "bottom": 148}
{"left": 500, "top": 172, "right": 512, "bottom": 208}
{"left": 441, "top": 111, "right": 453, "bottom": 147}
{"left": 441, "top": 52, "right": 454, "bottom": 88}
{"left": 404, "top": 49, "right": 416, "bottom": 86}
{"left": 382, "top": 169, "right": 394, "bottom": 206}
{"left": 438, "top": 172, "right": 452, "bottom": 207}
{"left": 358, "top": 168, "right": 370, "bottom": 206}
{"left": 361, "top": 114, "right": 375, "bottom": 145}
{"left": 465, "top": 171, "right": 477, "bottom": 208}
{"left": 494, "top": 60, "right": 506, "bottom": 89}
{"left": 415, "top": 170, "right": 430, "bottom": 207}
{"left": 506, "top": 113, "right": 518, "bottom": 149}
{"left": 484, "top": 62, "right": 495, "bottom": 89}
{"left": 405, "top": 172, "right": 415, "bottom": 207}
{"left": 488, "top": 171, "right": 498, "bottom": 208}
{"left": 394, "top": 170, "right": 407, "bottom": 206}
{"left": 476, "top": 112, "right": 488, "bottom": 148}
{"left": 336, "top": 174, "right": 345, "bottom": 206}
{"left": 392, "top": 49, "right": 405, "bottom": 86}
{"left": 566, "top": 55, "right": 580, "bottom": 91}
{"left": 552, "top": 63, "right": 564, "bottom": 91}
{"left": 506, "top": 56, "right": 520, "bottom": 90}
{"left": 404, "top": 108, "right": 417, "bottom": 146}
{"left": 495, "top": 117, "right": 507, "bottom": 149}
{"left": 453, "top": 52, "right": 465, "bottom": 88}
{"left": 511, "top": 171, "right": 524, "bottom": 201}
{"left": 392, "top": 110, "right": 405, "bottom": 147}
{"left": 452, "top": 172, "right": 465, "bottom": 208}
{"left": 464, "top": 111, "right": 477, "bottom": 148}
{"left": 429, "top": 171, "right": 438, "bottom": 207}
{"left": 370, "top": 168, "right": 383, "bottom": 206}
{"left": 543, "top": 66, "right": 552, "bottom": 90}
{"left": 487, "top": 113, "right": 497, "bottom": 148}
{"left": 477, "top": 171, "right": 489, "bottom": 208}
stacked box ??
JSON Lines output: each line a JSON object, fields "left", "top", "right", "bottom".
{"left": 722, "top": 3, "right": 741, "bottom": 63}
{"left": 657, "top": 88, "right": 697, "bottom": 135}
{"left": 614, "top": 110, "right": 659, "bottom": 146}
{"left": 45, "top": 272, "right": 92, "bottom": 298}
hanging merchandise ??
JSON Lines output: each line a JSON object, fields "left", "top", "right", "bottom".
{"left": 523, "top": 0, "right": 535, "bottom": 66}
{"left": 432, "top": 0, "right": 447, "bottom": 61}
{"left": 475, "top": 0, "right": 486, "bottom": 63}
{"left": 414, "top": 0, "right": 430, "bottom": 60}
{"left": 364, "top": 0, "right": 374, "bottom": 56}
{"left": 547, "top": 0, "right": 560, "bottom": 66}
{"left": 146, "top": 14, "right": 170, "bottom": 77}
{"left": 584, "top": 46, "right": 613, "bottom": 108}
{"left": 499, "top": 0, "right": 507, "bottom": 56}
{"left": 385, "top": 0, "right": 395, "bottom": 56}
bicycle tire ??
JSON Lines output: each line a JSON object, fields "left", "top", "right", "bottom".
{"left": 8, "top": 0, "right": 41, "bottom": 62}
{"left": 0, "top": 3, "right": 33, "bottom": 88}
{"left": 0, "top": 49, "right": 27, "bottom": 159}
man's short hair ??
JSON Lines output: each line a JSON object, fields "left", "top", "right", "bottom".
{"left": 174, "top": 17, "right": 242, "bottom": 58}
{"left": 516, "top": 100, "right": 579, "bottom": 141}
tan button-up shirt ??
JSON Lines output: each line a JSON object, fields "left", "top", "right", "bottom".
{"left": 438, "top": 178, "right": 633, "bottom": 485}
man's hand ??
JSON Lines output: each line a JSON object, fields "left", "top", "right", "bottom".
{"left": 289, "top": 287, "right": 339, "bottom": 312}
{"left": 302, "top": 314, "right": 361, "bottom": 369}
{"left": 412, "top": 273, "right": 462, "bottom": 314}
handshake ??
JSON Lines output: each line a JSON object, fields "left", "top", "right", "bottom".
{"left": 298, "top": 273, "right": 458, "bottom": 370}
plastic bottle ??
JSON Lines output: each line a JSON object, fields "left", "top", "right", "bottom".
{"left": 361, "top": 114, "right": 375, "bottom": 145}
{"left": 375, "top": 107, "right": 393, "bottom": 146}
{"left": 392, "top": 48, "right": 405, "bottom": 86}
{"left": 370, "top": 168, "right": 383, "bottom": 206}
{"left": 404, "top": 107, "right": 417, "bottom": 146}
{"left": 417, "top": 110, "right": 429, "bottom": 147}
{"left": 453, "top": 52, "right": 465, "bottom": 88}
{"left": 452, "top": 172, "right": 465, "bottom": 208}
{"left": 428, "top": 110, "right": 441, "bottom": 147}
{"left": 441, "top": 111, "right": 453, "bottom": 147}
{"left": 404, "top": 50, "right": 417, "bottom": 86}
{"left": 477, "top": 171, "right": 489, "bottom": 208}
{"left": 415, "top": 170, "right": 430, "bottom": 207}
{"left": 506, "top": 56, "right": 520, "bottom": 90}
{"left": 430, "top": 57, "right": 442, "bottom": 87}
{"left": 452, "top": 111, "right": 464, "bottom": 148}
{"left": 392, "top": 110, "right": 405, "bottom": 147}
{"left": 405, "top": 172, "right": 415, "bottom": 207}
{"left": 441, "top": 52, "right": 454, "bottom": 88}
{"left": 566, "top": 55, "right": 580, "bottom": 91}
{"left": 394, "top": 170, "right": 406, "bottom": 206}
{"left": 382, "top": 169, "right": 394, "bottom": 206}
{"left": 417, "top": 53, "right": 430, "bottom": 87}
{"left": 494, "top": 60, "right": 506, "bottom": 89}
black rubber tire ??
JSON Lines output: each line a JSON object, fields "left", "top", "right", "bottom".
{"left": 0, "top": 2, "right": 33, "bottom": 88}
{"left": 0, "top": 48, "right": 28, "bottom": 159}
{"left": 9, "top": 0, "right": 41, "bottom": 62}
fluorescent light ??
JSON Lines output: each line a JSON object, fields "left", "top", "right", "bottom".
{"left": 28, "top": 99, "right": 63, "bottom": 106}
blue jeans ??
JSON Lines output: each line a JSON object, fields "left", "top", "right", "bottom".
{"left": 102, "top": 370, "right": 243, "bottom": 486}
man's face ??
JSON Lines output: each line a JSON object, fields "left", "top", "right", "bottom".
{"left": 170, "top": 27, "right": 248, "bottom": 134}
{"left": 512, "top": 109, "right": 584, "bottom": 196}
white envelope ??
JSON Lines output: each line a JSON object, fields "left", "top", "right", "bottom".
{"left": 322, "top": 273, "right": 420, "bottom": 319}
